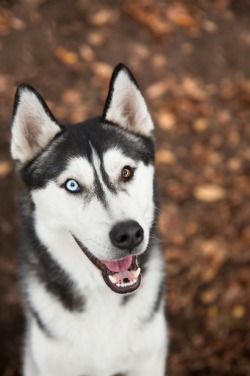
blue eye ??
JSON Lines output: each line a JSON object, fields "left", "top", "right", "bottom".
{"left": 65, "top": 179, "right": 80, "bottom": 193}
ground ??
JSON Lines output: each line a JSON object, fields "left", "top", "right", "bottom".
{"left": 0, "top": 0, "right": 250, "bottom": 375}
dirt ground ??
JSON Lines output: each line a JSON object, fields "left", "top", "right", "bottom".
{"left": 0, "top": 0, "right": 250, "bottom": 375}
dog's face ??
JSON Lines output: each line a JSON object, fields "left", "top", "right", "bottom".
{"left": 11, "top": 64, "right": 156, "bottom": 294}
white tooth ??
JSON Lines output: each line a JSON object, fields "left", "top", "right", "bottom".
{"left": 117, "top": 283, "right": 121, "bottom": 287}
{"left": 109, "top": 275, "right": 116, "bottom": 284}
{"left": 132, "top": 268, "right": 141, "bottom": 279}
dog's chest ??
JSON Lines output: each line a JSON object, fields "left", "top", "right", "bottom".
{"left": 30, "top": 281, "right": 150, "bottom": 375}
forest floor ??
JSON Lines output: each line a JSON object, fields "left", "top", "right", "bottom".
{"left": 0, "top": 0, "right": 250, "bottom": 375}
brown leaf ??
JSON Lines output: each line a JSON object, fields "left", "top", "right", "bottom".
{"left": 124, "top": 2, "right": 170, "bottom": 40}
{"left": 193, "top": 184, "right": 226, "bottom": 202}
{"left": 79, "top": 45, "right": 95, "bottom": 62}
{"left": 88, "top": 9, "right": 114, "bottom": 26}
{"left": 0, "top": 160, "right": 13, "bottom": 179}
{"left": 181, "top": 77, "right": 206, "bottom": 101}
{"left": 156, "top": 149, "right": 176, "bottom": 165}
{"left": 167, "top": 4, "right": 197, "bottom": 28}
{"left": 146, "top": 81, "right": 169, "bottom": 99}
{"left": 232, "top": 305, "right": 245, "bottom": 319}
{"left": 54, "top": 47, "right": 79, "bottom": 65}
{"left": 156, "top": 110, "right": 176, "bottom": 131}
{"left": 91, "top": 62, "right": 113, "bottom": 79}
{"left": 0, "top": 9, "right": 10, "bottom": 35}
{"left": 192, "top": 117, "right": 208, "bottom": 132}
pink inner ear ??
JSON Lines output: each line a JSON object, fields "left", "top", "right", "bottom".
{"left": 100, "top": 255, "right": 132, "bottom": 272}
{"left": 104, "top": 69, "right": 154, "bottom": 137}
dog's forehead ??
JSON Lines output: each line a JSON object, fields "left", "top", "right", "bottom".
{"left": 68, "top": 119, "right": 155, "bottom": 165}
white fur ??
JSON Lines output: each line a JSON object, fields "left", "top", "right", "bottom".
{"left": 11, "top": 87, "right": 61, "bottom": 164}
{"left": 25, "top": 242, "right": 167, "bottom": 376}
{"left": 105, "top": 69, "right": 154, "bottom": 137}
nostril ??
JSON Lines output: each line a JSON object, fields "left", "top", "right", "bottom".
{"left": 119, "top": 234, "right": 129, "bottom": 244}
{"left": 135, "top": 229, "right": 143, "bottom": 239}
{"left": 110, "top": 220, "right": 144, "bottom": 251}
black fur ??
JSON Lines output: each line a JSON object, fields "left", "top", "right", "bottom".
{"left": 19, "top": 194, "right": 85, "bottom": 313}
{"left": 150, "top": 279, "right": 165, "bottom": 319}
{"left": 20, "top": 119, "right": 154, "bottom": 206}
{"left": 29, "top": 304, "right": 52, "bottom": 337}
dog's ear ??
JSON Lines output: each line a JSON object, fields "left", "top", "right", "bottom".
{"left": 11, "top": 84, "right": 62, "bottom": 166}
{"left": 102, "top": 64, "right": 154, "bottom": 137}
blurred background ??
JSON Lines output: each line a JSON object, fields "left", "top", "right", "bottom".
{"left": 0, "top": 0, "right": 250, "bottom": 375}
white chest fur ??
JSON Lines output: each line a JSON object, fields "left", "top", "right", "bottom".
{"left": 25, "top": 246, "right": 167, "bottom": 376}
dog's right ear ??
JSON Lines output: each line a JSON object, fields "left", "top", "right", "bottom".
{"left": 11, "top": 84, "right": 62, "bottom": 166}
{"left": 102, "top": 64, "right": 154, "bottom": 137}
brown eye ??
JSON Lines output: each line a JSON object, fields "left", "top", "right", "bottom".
{"left": 122, "top": 166, "right": 133, "bottom": 180}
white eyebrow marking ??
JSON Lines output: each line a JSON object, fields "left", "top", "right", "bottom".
{"left": 103, "top": 148, "right": 136, "bottom": 182}
{"left": 58, "top": 157, "right": 94, "bottom": 187}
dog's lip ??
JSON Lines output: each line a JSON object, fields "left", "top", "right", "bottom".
{"left": 72, "top": 235, "right": 141, "bottom": 294}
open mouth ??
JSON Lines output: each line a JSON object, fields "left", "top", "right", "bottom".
{"left": 73, "top": 236, "right": 141, "bottom": 294}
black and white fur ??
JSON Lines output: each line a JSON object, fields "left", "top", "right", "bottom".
{"left": 11, "top": 64, "right": 168, "bottom": 376}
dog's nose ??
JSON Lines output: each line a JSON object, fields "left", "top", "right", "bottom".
{"left": 109, "top": 220, "right": 144, "bottom": 251}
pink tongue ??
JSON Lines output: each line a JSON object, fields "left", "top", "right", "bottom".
{"left": 101, "top": 255, "right": 132, "bottom": 272}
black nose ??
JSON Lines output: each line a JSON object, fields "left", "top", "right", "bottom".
{"left": 109, "top": 220, "right": 144, "bottom": 251}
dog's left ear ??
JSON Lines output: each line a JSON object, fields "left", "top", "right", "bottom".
{"left": 102, "top": 64, "right": 154, "bottom": 137}
{"left": 11, "top": 84, "right": 62, "bottom": 166}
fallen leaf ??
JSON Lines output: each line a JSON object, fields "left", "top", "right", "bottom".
{"left": 232, "top": 305, "right": 245, "bottom": 319}
{"left": 91, "top": 62, "right": 113, "bottom": 79}
{"left": 181, "top": 77, "right": 206, "bottom": 101}
{"left": 201, "top": 288, "right": 218, "bottom": 304}
{"left": 180, "top": 42, "right": 194, "bottom": 54}
{"left": 0, "top": 9, "right": 10, "bottom": 35}
{"left": 192, "top": 117, "right": 208, "bottom": 132}
{"left": 88, "top": 9, "right": 113, "bottom": 26}
{"left": 193, "top": 184, "right": 226, "bottom": 202}
{"left": 166, "top": 4, "right": 197, "bottom": 28}
{"left": 207, "top": 305, "right": 218, "bottom": 318}
{"left": 146, "top": 80, "right": 169, "bottom": 99}
{"left": 79, "top": 45, "right": 95, "bottom": 62}
{"left": 151, "top": 54, "right": 167, "bottom": 69}
{"left": 203, "top": 20, "right": 218, "bottom": 33}
{"left": 156, "top": 149, "right": 176, "bottom": 165}
{"left": 10, "top": 17, "right": 26, "bottom": 31}
{"left": 87, "top": 31, "right": 107, "bottom": 47}
{"left": 54, "top": 47, "right": 79, "bottom": 65}
{"left": 0, "top": 160, "right": 13, "bottom": 178}
{"left": 124, "top": 2, "right": 170, "bottom": 40}
{"left": 61, "top": 89, "right": 81, "bottom": 104}
{"left": 156, "top": 110, "right": 176, "bottom": 130}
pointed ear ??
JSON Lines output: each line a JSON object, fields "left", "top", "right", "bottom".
{"left": 11, "top": 84, "right": 62, "bottom": 166}
{"left": 102, "top": 64, "right": 154, "bottom": 137}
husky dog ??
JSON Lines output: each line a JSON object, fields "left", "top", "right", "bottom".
{"left": 11, "top": 64, "right": 167, "bottom": 376}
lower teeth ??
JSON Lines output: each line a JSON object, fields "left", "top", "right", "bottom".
{"left": 108, "top": 268, "right": 141, "bottom": 288}
{"left": 116, "top": 280, "right": 136, "bottom": 288}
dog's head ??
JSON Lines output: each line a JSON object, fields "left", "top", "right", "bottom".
{"left": 11, "top": 64, "right": 157, "bottom": 294}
